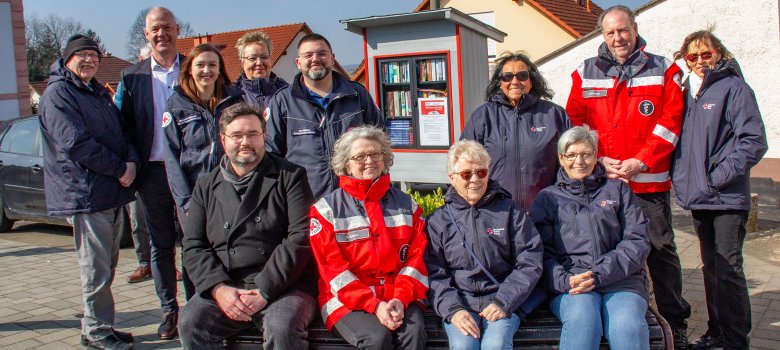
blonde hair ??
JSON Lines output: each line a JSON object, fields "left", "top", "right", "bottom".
{"left": 236, "top": 31, "right": 273, "bottom": 59}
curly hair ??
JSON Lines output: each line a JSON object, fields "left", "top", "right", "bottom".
{"left": 235, "top": 31, "right": 273, "bottom": 59}
{"left": 485, "top": 51, "right": 553, "bottom": 101}
{"left": 331, "top": 126, "right": 394, "bottom": 176}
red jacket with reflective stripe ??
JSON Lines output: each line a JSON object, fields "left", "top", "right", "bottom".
{"left": 566, "top": 40, "right": 683, "bottom": 193}
{"left": 309, "top": 174, "right": 428, "bottom": 330}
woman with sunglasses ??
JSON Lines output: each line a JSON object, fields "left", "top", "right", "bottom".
{"left": 461, "top": 51, "right": 570, "bottom": 213}
{"left": 425, "top": 140, "right": 542, "bottom": 349}
{"left": 531, "top": 126, "right": 651, "bottom": 350}
{"left": 671, "top": 29, "right": 767, "bottom": 350}
{"left": 163, "top": 43, "right": 244, "bottom": 218}
{"left": 309, "top": 126, "right": 429, "bottom": 349}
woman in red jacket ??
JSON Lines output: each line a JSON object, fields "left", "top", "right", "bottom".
{"left": 309, "top": 126, "right": 428, "bottom": 350}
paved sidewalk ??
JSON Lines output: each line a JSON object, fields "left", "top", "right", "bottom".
{"left": 1, "top": 229, "right": 779, "bottom": 349}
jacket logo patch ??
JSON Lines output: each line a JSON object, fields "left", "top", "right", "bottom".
{"left": 673, "top": 73, "right": 682, "bottom": 88}
{"left": 530, "top": 126, "right": 546, "bottom": 132}
{"left": 583, "top": 89, "right": 607, "bottom": 98}
{"left": 638, "top": 100, "right": 655, "bottom": 116}
{"left": 161, "top": 112, "right": 172, "bottom": 127}
{"left": 703, "top": 103, "right": 716, "bottom": 110}
{"left": 399, "top": 244, "right": 409, "bottom": 262}
{"left": 309, "top": 218, "right": 322, "bottom": 236}
{"left": 486, "top": 227, "right": 505, "bottom": 236}
{"left": 292, "top": 128, "right": 316, "bottom": 136}
{"left": 263, "top": 107, "right": 270, "bottom": 121}
{"left": 600, "top": 200, "right": 617, "bottom": 207}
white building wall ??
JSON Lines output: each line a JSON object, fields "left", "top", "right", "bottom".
{"left": 272, "top": 32, "right": 308, "bottom": 83}
{"left": 539, "top": 0, "right": 780, "bottom": 158}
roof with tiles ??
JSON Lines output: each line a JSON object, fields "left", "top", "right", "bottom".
{"left": 176, "top": 23, "right": 312, "bottom": 82}
{"left": 29, "top": 54, "right": 131, "bottom": 94}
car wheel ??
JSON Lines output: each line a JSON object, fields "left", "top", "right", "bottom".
{"left": 118, "top": 206, "right": 134, "bottom": 248}
{"left": 0, "top": 192, "right": 15, "bottom": 232}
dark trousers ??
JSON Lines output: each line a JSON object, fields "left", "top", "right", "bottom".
{"left": 333, "top": 303, "right": 426, "bottom": 350}
{"left": 175, "top": 207, "right": 196, "bottom": 301}
{"left": 178, "top": 289, "right": 317, "bottom": 349}
{"left": 636, "top": 191, "right": 691, "bottom": 330}
{"left": 136, "top": 162, "right": 181, "bottom": 312}
{"left": 691, "top": 210, "right": 751, "bottom": 349}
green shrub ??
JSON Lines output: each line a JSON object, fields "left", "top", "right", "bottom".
{"left": 408, "top": 187, "right": 445, "bottom": 218}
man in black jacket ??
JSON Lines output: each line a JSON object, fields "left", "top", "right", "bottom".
{"left": 118, "top": 6, "right": 187, "bottom": 339}
{"left": 40, "top": 35, "right": 136, "bottom": 350}
{"left": 265, "top": 33, "right": 383, "bottom": 199}
{"left": 178, "top": 103, "right": 317, "bottom": 349}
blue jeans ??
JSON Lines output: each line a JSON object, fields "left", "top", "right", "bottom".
{"left": 443, "top": 311, "right": 520, "bottom": 350}
{"left": 550, "top": 291, "right": 649, "bottom": 350}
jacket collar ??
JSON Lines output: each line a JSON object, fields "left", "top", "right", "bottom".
{"left": 339, "top": 174, "right": 391, "bottom": 202}
{"left": 555, "top": 163, "right": 607, "bottom": 197}
{"left": 290, "top": 71, "right": 357, "bottom": 102}
{"left": 235, "top": 72, "right": 288, "bottom": 96}
{"left": 701, "top": 59, "right": 743, "bottom": 89}
{"left": 595, "top": 36, "right": 649, "bottom": 84}
{"left": 48, "top": 58, "right": 104, "bottom": 94}
{"left": 444, "top": 179, "right": 510, "bottom": 209}
{"left": 489, "top": 92, "right": 538, "bottom": 112}
{"left": 214, "top": 154, "right": 279, "bottom": 233}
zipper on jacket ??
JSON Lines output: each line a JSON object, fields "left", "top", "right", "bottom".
{"left": 582, "top": 182, "right": 601, "bottom": 260}
{"left": 470, "top": 207, "right": 487, "bottom": 272}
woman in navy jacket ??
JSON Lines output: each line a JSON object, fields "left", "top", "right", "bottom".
{"left": 671, "top": 30, "right": 767, "bottom": 350}
{"left": 460, "top": 52, "right": 570, "bottom": 212}
{"left": 163, "top": 43, "right": 244, "bottom": 213}
{"left": 426, "top": 140, "right": 542, "bottom": 349}
{"left": 531, "top": 126, "right": 651, "bottom": 350}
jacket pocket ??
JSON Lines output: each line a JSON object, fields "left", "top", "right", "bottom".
{"left": 178, "top": 114, "right": 211, "bottom": 150}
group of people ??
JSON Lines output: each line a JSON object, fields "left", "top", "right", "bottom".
{"left": 37, "top": 4, "right": 766, "bottom": 350}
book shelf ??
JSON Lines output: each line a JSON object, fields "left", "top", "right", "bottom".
{"left": 379, "top": 55, "right": 450, "bottom": 149}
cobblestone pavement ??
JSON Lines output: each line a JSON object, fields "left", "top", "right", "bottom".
{"left": 1, "top": 225, "right": 779, "bottom": 349}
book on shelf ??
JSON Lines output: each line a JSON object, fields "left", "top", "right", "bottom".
{"left": 418, "top": 58, "right": 447, "bottom": 82}
{"left": 382, "top": 61, "right": 410, "bottom": 84}
{"left": 418, "top": 88, "right": 448, "bottom": 98}
{"left": 385, "top": 90, "right": 413, "bottom": 117}
{"left": 386, "top": 119, "right": 413, "bottom": 146}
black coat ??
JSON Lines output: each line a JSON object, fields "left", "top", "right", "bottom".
{"left": 39, "top": 59, "right": 135, "bottom": 215}
{"left": 181, "top": 153, "right": 316, "bottom": 299}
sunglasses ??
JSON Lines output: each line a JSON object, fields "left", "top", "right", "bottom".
{"left": 499, "top": 71, "right": 530, "bottom": 82}
{"left": 455, "top": 169, "right": 488, "bottom": 181}
{"left": 684, "top": 51, "right": 713, "bottom": 62}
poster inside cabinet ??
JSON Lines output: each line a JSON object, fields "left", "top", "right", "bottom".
{"left": 417, "top": 97, "right": 449, "bottom": 146}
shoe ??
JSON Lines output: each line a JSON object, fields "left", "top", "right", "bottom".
{"left": 689, "top": 332, "right": 723, "bottom": 350}
{"left": 175, "top": 269, "right": 183, "bottom": 281}
{"left": 672, "top": 328, "right": 689, "bottom": 350}
{"left": 80, "top": 329, "right": 134, "bottom": 346}
{"left": 157, "top": 311, "right": 178, "bottom": 340}
{"left": 126, "top": 265, "right": 152, "bottom": 283}
{"left": 82, "top": 334, "right": 133, "bottom": 350}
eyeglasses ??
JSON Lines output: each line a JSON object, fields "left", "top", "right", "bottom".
{"left": 499, "top": 71, "right": 530, "bottom": 82}
{"left": 298, "top": 50, "right": 331, "bottom": 60}
{"left": 685, "top": 51, "right": 713, "bottom": 62}
{"left": 224, "top": 133, "right": 263, "bottom": 143}
{"left": 562, "top": 152, "right": 596, "bottom": 161}
{"left": 74, "top": 52, "right": 100, "bottom": 61}
{"left": 242, "top": 55, "right": 270, "bottom": 63}
{"left": 454, "top": 169, "right": 488, "bottom": 181}
{"left": 350, "top": 152, "right": 383, "bottom": 163}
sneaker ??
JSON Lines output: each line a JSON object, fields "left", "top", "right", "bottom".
{"left": 673, "top": 328, "right": 689, "bottom": 350}
{"left": 689, "top": 331, "right": 723, "bottom": 350}
{"left": 126, "top": 266, "right": 152, "bottom": 283}
{"left": 82, "top": 334, "right": 133, "bottom": 350}
{"left": 81, "top": 329, "right": 134, "bottom": 346}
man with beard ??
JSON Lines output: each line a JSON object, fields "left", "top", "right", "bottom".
{"left": 265, "top": 33, "right": 383, "bottom": 199}
{"left": 178, "top": 103, "right": 317, "bottom": 348}
{"left": 565, "top": 5, "right": 690, "bottom": 349}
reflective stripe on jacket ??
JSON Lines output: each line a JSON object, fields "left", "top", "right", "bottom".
{"left": 566, "top": 37, "right": 683, "bottom": 193}
{"left": 309, "top": 174, "right": 428, "bottom": 330}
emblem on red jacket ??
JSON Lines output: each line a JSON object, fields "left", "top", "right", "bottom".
{"left": 161, "top": 112, "right": 172, "bottom": 127}
{"left": 309, "top": 218, "right": 322, "bottom": 236}
{"left": 399, "top": 244, "right": 409, "bottom": 262}
{"left": 638, "top": 100, "right": 655, "bottom": 116}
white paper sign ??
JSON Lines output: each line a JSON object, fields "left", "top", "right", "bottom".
{"left": 418, "top": 98, "right": 449, "bottom": 146}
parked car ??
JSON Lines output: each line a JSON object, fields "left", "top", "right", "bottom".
{"left": 0, "top": 116, "right": 132, "bottom": 246}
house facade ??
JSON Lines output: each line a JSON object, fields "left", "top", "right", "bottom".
{"left": 0, "top": 0, "right": 31, "bottom": 120}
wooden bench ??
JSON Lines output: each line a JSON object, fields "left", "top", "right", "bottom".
{"left": 227, "top": 304, "right": 671, "bottom": 349}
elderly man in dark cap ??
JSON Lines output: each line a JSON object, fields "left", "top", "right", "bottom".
{"left": 40, "top": 34, "right": 137, "bottom": 350}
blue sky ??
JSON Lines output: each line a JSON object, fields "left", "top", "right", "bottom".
{"left": 22, "top": 0, "right": 648, "bottom": 65}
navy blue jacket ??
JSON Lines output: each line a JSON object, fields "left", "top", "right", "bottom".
{"left": 461, "top": 93, "right": 570, "bottom": 212}
{"left": 39, "top": 59, "right": 136, "bottom": 215}
{"left": 672, "top": 59, "right": 767, "bottom": 211}
{"left": 425, "top": 180, "right": 542, "bottom": 320}
{"left": 531, "top": 165, "right": 650, "bottom": 299}
{"left": 265, "top": 71, "right": 383, "bottom": 199}
{"left": 163, "top": 86, "right": 244, "bottom": 211}
{"left": 234, "top": 72, "right": 288, "bottom": 111}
